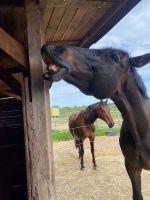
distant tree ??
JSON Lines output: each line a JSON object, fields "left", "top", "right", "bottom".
{"left": 53, "top": 105, "right": 60, "bottom": 109}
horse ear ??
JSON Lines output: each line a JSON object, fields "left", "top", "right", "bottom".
{"left": 104, "top": 99, "right": 108, "bottom": 104}
{"left": 100, "top": 99, "right": 103, "bottom": 104}
{"left": 129, "top": 53, "right": 150, "bottom": 68}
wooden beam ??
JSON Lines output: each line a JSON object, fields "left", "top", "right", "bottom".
{"left": 23, "top": 1, "right": 56, "bottom": 200}
{"left": 0, "top": 90, "right": 21, "bottom": 100}
{"left": 47, "top": 39, "right": 80, "bottom": 45}
{"left": 0, "top": 28, "right": 28, "bottom": 69}
{"left": 0, "top": 0, "right": 24, "bottom": 6}
{"left": 0, "top": 73, "right": 21, "bottom": 96}
{"left": 0, "top": 80, "right": 10, "bottom": 91}
{"left": 79, "top": 0, "right": 141, "bottom": 47}
{"left": 46, "top": 0, "right": 122, "bottom": 7}
{"left": 0, "top": 67, "right": 22, "bottom": 74}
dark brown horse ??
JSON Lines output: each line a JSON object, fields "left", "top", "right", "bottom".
{"left": 41, "top": 44, "right": 150, "bottom": 200}
{"left": 69, "top": 100, "right": 114, "bottom": 170}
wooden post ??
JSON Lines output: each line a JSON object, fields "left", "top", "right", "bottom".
{"left": 22, "top": 1, "right": 56, "bottom": 199}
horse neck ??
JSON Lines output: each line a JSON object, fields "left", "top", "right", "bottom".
{"left": 84, "top": 109, "right": 97, "bottom": 124}
{"left": 112, "top": 72, "right": 149, "bottom": 145}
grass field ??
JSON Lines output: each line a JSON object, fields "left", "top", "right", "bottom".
{"left": 52, "top": 127, "right": 120, "bottom": 141}
{"left": 51, "top": 103, "right": 122, "bottom": 141}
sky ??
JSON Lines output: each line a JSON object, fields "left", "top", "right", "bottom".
{"left": 50, "top": 0, "right": 150, "bottom": 107}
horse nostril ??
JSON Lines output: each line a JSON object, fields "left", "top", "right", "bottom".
{"left": 109, "top": 123, "right": 114, "bottom": 128}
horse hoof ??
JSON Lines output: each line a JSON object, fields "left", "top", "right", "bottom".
{"left": 80, "top": 166, "right": 85, "bottom": 171}
{"left": 93, "top": 166, "right": 97, "bottom": 170}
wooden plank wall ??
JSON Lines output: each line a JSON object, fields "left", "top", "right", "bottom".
{"left": 0, "top": 98, "right": 27, "bottom": 200}
{"left": 0, "top": 98, "right": 23, "bottom": 128}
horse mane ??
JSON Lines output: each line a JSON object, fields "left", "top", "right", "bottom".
{"left": 86, "top": 102, "right": 99, "bottom": 111}
{"left": 131, "top": 67, "right": 149, "bottom": 99}
{"left": 89, "top": 47, "right": 129, "bottom": 59}
{"left": 102, "top": 48, "right": 149, "bottom": 99}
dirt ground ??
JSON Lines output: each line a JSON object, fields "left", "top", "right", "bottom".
{"left": 53, "top": 136, "right": 150, "bottom": 200}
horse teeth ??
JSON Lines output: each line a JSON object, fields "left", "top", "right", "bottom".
{"left": 51, "top": 65, "right": 57, "bottom": 71}
{"left": 48, "top": 64, "right": 60, "bottom": 72}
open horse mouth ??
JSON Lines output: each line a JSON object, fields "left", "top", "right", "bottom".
{"left": 41, "top": 45, "right": 70, "bottom": 82}
{"left": 41, "top": 52, "right": 61, "bottom": 75}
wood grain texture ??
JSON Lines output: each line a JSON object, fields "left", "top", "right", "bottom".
{"left": 46, "top": 0, "right": 121, "bottom": 7}
{"left": 79, "top": 0, "right": 141, "bottom": 47}
{"left": 61, "top": 7, "right": 88, "bottom": 41}
{"left": 68, "top": 6, "right": 97, "bottom": 40}
{"left": 0, "top": 90, "right": 21, "bottom": 100}
{"left": 43, "top": 0, "right": 140, "bottom": 47}
{"left": 0, "top": 80, "right": 10, "bottom": 91}
{"left": 74, "top": 2, "right": 114, "bottom": 40}
{"left": 46, "top": 7, "right": 66, "bottom": 41}
{"left": 0, "top": 73, "right": 21, "bottom": 96}
{"left": 23, "top": 1, "right": 56, "bottom": 200}
{"left": 52, "top": 7, "right": 77, "bottom": 41}
{"left": 43, "top": 6, "right": 53, "bottom": 33}
{"left": 0, "top": 71, "right": 22, "bottom": 99}
{"left": 0, "top": 28, "right": 27, "bottom": 68}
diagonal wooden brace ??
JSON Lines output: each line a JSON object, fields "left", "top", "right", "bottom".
{"left": 0, "top": 27, "right": 28, "bottom": 69}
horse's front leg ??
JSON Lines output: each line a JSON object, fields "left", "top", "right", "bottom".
{"left": 125, "top": 161, "right": 143, "bottom": 200}
{"left": 80, "top": 139, "right": 84, "bottom": 170}
{"left": 90, "top": 140, "right": 97, "bottom": 169}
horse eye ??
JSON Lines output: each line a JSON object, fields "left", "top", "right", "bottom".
{"left": 60, "top": 49, "right": 64, "bottom": 54}
{"left": 56, "top": 46, "right": 65, "bottom": 55}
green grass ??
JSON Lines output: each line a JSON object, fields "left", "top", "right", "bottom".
{"left": 95, "top": 127, "right": 120, "bottom": 136}
{"left": 52, "top": 127, "right": 120, "bottom": 141}
{"left": 52, "top": 130, "right": 72, "bottom": 141}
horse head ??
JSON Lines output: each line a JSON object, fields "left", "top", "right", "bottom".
{"left": 41, "top": 44, "right": 150, "bottom": 99}
{"left": 96, "top": 99, "right": 114, "bottom": 128}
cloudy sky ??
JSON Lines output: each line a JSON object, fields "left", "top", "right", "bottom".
{"left": 50, "top": 0, "right": 150, "bottom": 107}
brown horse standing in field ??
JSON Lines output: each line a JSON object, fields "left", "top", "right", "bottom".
{"left": 41, "top": 44, "right": 150, "bottom": 200}
{"left": 69, "top": 100, "right": 114, "bottom": 170}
